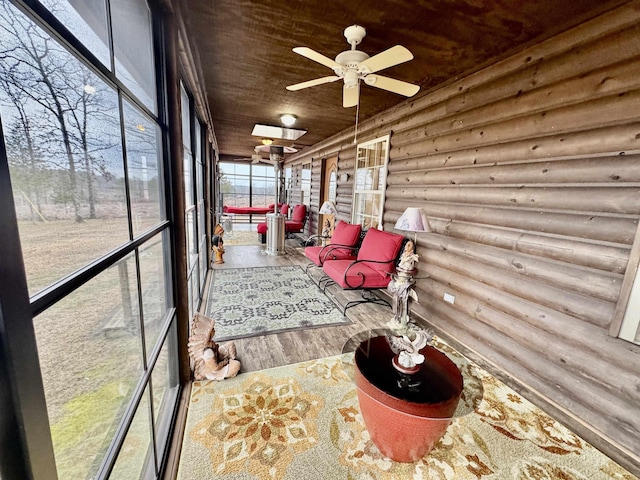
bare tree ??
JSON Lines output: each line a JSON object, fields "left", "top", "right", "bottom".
{"left": 0, "top": 65, "right": 50, "bottom": 221}
{"left": 64, "top": 68, "right": 119, "bottom": 219}
{"left": 0, "top": 2, "right": 117, "bottom": 222}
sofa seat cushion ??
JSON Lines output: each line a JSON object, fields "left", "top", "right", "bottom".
{"left": 322, "top": 259, "right": 391, "bottom": 290}
{"left": 257, "top": 219, "right": 304, "bottom": 235}
{"left": 285, "top": 220, "right": 304, "bottom": 232}
{"left": 305, "top": 245, "right": 357, "bottom": 267}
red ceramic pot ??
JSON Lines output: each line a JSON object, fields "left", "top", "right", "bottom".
{"left": 354, "top": 336, "right": 463, "bottom": 462}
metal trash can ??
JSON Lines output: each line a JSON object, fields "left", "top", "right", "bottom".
{"left": 265, "top": 213, "right": 285, "bottom": 255}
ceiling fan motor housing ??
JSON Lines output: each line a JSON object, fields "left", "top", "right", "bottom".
{"left": 335, "top": 50, "right": 369, "bottom": 66}
{"left": 334, "top": 50, "right": 370, "bottom": 87}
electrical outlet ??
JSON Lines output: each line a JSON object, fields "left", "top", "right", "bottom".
{"left": 443, "top": 292, "right": 455, "bottom": 304}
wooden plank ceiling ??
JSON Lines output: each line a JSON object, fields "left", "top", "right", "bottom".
{"left": 181, "top": 0, "right": 626, "bottom": 161}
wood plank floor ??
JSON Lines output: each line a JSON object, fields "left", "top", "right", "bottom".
{"left": 204, "top": 240, "right": 397, "bottom": 372}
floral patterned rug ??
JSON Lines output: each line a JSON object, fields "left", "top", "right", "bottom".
{"left": 205, "top": 266, "right": 350, "bottom": 341}
{"left": 177, "top": 336, "right": 637, "bottom": 479}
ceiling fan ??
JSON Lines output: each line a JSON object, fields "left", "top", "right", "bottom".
{"left": 232, "top": 145, "right": 297, "bottom": 166}
{"left": 231, "top": 148, "right": 264, "bottom": 163}
{"left": 286, "top": 25, "right": 420, "bottom": 108}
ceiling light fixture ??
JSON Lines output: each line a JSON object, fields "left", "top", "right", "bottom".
{"left": 280, "top": 114, "right": 297, "bottom": 127}
{"left": 261, "top": 138, "right": 273, "bottom": 145}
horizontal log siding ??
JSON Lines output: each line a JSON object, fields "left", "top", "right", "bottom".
{"left": 286, "top": 2, "right": 640, "bottom": 471}
{"left": 335, "top": 152, "right": 355, "bottom": 222}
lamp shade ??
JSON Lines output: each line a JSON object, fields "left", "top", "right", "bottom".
{"left": 319, "top": 200, "right": 338, "bottom": 215}
{"left": 395, "top": 207, "right": 431, "bottom": 233}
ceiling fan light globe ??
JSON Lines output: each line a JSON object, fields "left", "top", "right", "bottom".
{"left": 343, "top": 69, "right": 359, "bottom": 88}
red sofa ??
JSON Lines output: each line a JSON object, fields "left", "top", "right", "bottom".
{"left": 304, "top": 221, "right": 362, "bottom": 269}
{"left": 223, "top": 203, "right": 281, "bottom": 215}
{"left": 321, "top": 228, "right": 405, "bottom": 313}
{"left": 256, "top": 204, "right": 307, "bottom": 243}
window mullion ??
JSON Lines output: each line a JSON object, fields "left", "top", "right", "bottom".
{"left": 0, "top": 118, "right": 58, "bottom": 479}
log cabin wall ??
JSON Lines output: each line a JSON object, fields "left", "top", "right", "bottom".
{"left": 286, "top": 2, "right": 640, "bottom": 473}
{"left": 288, "top": 164, "right": 301, "bottom": 207}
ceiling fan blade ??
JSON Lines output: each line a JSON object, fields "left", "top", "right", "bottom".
{"left": 286, "top": 76, "right": 341, "bottom": 91}
{"left": 292, "top": 47, "right": 342, "bottom": 70}
{"left": 364, "top": 74, "right": 420, "bottom": 97}
{"left": 358, "top": 45, "right": 414, "bottom": 74}
{"left": 343, "top": 83, "right": 359, "bottom": 108}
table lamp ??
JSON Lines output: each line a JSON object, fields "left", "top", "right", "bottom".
{"left": 394, "top": 207, "right": 431, "bottom": 243}
{"left": 319, "top": 200, "right": 337, "bottom": 238}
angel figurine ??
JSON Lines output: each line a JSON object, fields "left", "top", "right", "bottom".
{"left": 212, "top": 223, "right": 225, "bottom": 264}
{"left": 387, "top": 240, "right": 420, "bottom": 332}
{"left": 187, "top": 313, "right": 241, "bottom": 381}
{"left": 397, "top": 239, "right": 419, "bottom": 272}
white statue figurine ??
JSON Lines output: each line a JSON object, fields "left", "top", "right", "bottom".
{"left": 188, "top": 313, "right": 241, "bottom": 381}
{"left": 387, "top": 329, "right": 433, "bottom": 368}
{"left": 387, "top": 240, "right": 420, "bottom": 331}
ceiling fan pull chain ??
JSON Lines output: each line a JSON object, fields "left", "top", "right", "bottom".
{"left": 354, "top": 82, "right": 360, "bottom": 144}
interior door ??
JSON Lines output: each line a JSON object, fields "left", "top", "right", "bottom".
{"left": 321, "top": 156, "right": 338, "bottom": 235}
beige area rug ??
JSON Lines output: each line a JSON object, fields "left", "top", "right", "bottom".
{"left": 222, "top": 230, "right": 262, "bottom": 246}
{"left": 177, "top": 337, "right": 637, "bottom": 480}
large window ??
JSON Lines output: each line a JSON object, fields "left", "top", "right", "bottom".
{"left": 352, "top": 134, "right": 391, "bottom": 229}
{"left": 219, "top": 162, "right": 276, "bottom": 209}
{"left": 0, "top": 1, "right": 179, "bottom": 479}
{"left": 181, "top": 84, "right": 208, "bottom": 319}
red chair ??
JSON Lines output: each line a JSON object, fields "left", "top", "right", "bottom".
{"left": 322, "top": 228, "right": 405, "bottom": 313}
{"left": 284, "top": 204, "right": 307, "bottom": 237}
{"left": 304, "top": 221, "right": 362, "bottom": 273}
{"left": 257, "top": 204, "right": 308, "bottom": 243}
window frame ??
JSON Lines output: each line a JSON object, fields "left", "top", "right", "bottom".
{"left": 0, "top": 1, "right": 182, "bottom": 478}
{"left": 351, "top": 133, "right": 391, "bottom": 230}
{"left": 300, "top": 161, "right": 312, "bottom": 207}
{"left": 619, "top": 268, "right": 640, "bottom": 345}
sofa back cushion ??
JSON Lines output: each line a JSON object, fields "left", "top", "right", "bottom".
{"left": 357, "top": 228, "right": 404, "bottom": 276}
{"left": 331, "top": 221, "right": 361, "bottom": 252}
{"left": 291, "top": 204, "right": 307, "bottom": 222}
